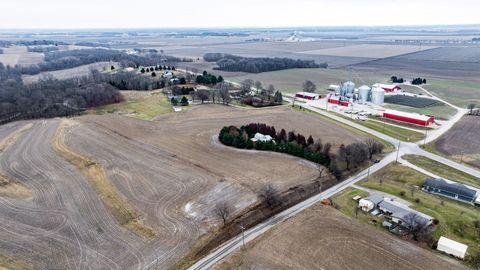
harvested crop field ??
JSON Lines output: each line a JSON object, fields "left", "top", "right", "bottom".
{"left": 0, "top": 46, "right": 43, "bottom": 66}
{"left": 393, "top": 46, "right": 480, "bottom": 63}
{"left": 0, "top": 105, "right": 364, "bottom": 269}
{"left": 22, "top": 62, "right": 118, "bottom": 84}
{"left": 384, "top": 95, "right": 441, "bottom": 108}
{"left": 435, "top": 116, "right": 480, "bottom": 168}
{"left": 214, "top": 205, "right": 466, "bottom": 270}
{"left": 298, "top": 44, "right": 437, "bottom": 58}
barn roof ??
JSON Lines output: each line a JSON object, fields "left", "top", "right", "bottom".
{"left": 384, "top": 109, "right": 433, "bottom": 122}
{"left": 424, "top": 178, "right": 477, "bottom": 199}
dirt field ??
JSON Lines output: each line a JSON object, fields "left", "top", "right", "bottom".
{"left": 435, "top": 116, "right": 480, "bottom": 168}
{"left": 0, "top": 105, "right": 363, "bottom": 269}
{"left": 214, "top": 205, "right": 467, "bottom": 270}
{"left": 22, "top": 62, "right": 117, "bottom": 84}
{"left": 0, "top": 46, "right": 43, "bottom": 66}
{"left": 299, "top": 44, "right": 437, "bottom": 59}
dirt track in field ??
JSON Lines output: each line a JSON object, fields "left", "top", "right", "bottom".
{"left": 215, "top": 205, "right": 468, "bottom": 270}
{"left": 0, "top": 105, "right": 362, "bottom": 269}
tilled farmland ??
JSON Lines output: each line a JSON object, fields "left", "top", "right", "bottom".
{"left": 0, "top": 105, "right": 362, "bottom": 269}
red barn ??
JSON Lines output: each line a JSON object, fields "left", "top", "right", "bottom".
{"left": 328, "top": 98, "right": 349, "bottom": 107}
{"left": 295, "top": 92, "right": 320, "bottom": 100}
{"left": 373, "top": 83, "right": 401, "bottom": 92}
{"left": 383, "top": 110, "right": 434, "bottom": 126}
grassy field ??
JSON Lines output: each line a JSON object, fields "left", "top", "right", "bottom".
{"left": 92, "top": 91, "right": 175, "bottom": 120}
{"left": 426, "top": 79, "right": 480, "bottom": 108}
{"left": 0, "top": 254, "right": 32, "bottom": 270}
{"left": 358, "top": 163, "right": 480, "bottom": 255}
{"left": 403, "top": 155, "right": 480, "bottom": 188}
{"left": 226, "top": 68, "right": 389, "bottom": 95}
{"left": 298, "top": 44, "right": 437, "bottom": 58}
{"left": 331, "top": 112, "right": 425, "bottom": 142}
{"left": 331, "top": 187, "right": 384, "bottom": 225}
{"left": 384, "top": 103, "right": 457, "bottom": 120}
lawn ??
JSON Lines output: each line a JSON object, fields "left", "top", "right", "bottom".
{"left": 92, "top": 91, "right": 175, "bottom": 120}
{"left": 226, "top": 68, "right": 389, "bottom": 95}
{"left": 385, "top": 103, "right": 457, "bottom": 120}
{"left": 426, "top": 79, "right": 480, "bottom": 108}
{"left": 403, "top": 155, "right": 480, "bottom": 188}
{"left": 331, "top": 187, "right": 384, "bottom": 225}
{"left": 358, "top": 163, "right": 480, "bottom": 254}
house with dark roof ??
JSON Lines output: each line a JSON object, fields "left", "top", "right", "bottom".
{"left": 423, "top": 178, "right": 479, "bottom": 205}
{"left": 378, "top": 198, "right": 433, "bottom": 228}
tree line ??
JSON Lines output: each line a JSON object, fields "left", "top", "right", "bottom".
{"left": 391, "top": 76, "right": 404, "bottom": 83}
{"left": 411, "top": 77, "right": 427, "bottom": 85}
{"left": 203, "top": 53, "right": 326, "bottom": 73}
{"left": 0, "top": 63, "right": 122, "bottom": 123}
{"left": 196, "top": 71, "right": 224, "bottom": 85}
{"left": 13, "top": 49, "right": 189, "bottom": 75}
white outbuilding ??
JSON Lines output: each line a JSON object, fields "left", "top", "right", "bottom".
{"left": 359, "top": 198, "right": 375, "bottom": 212}
{"left": 251, "top": 133, "right": 273, "bottom": 143}
{"left": 437, "top": 237, "right": 468, "bottom": 259}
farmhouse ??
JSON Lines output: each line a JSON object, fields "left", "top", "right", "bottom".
{"left": 383, "top": 109, "right": 435, "bottom": 126}
{"left": 295, "top": 92, "right": 320, "bottom": 100}
{"left": 251, "top": 133, "right": 273, "bottom": 143}
{"left": 373, "top": 83, "right": 401, "bottom": 92}
{"left": 423, "top": 178, "right": 480, "bottom": 205}
{"left": 359, "top": 195, "right": 433, "bottom": 228}
{"left": 437, "top": 237, "right": 468, "bottom": 259}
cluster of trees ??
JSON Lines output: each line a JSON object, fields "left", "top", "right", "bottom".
{"left": 302, "top": 80, "right": 317, "bottom": 92}
{"left": 472, "top": 38, "right": 480, "bottom": 42}
{"left": 171, "top": 96, "right": 189, "bottom": 106}
{"left": 15, "top": 49, "right": 187, "bottom": 75}
{"left": 27, "top": 46, "right": 60, "bottom": 53}
{"left": 391, "top": 76, "right": 404, "bottom": 83}
{"left": 203, "top": 53, "right": 326, "bottom": 73}
{"left": 0, "top": 63, "right": 122, "bottom": 123}
{"left": 338, "top": 139, "right": 383, "bottom": 170}
{"left": 411, "top": 77, "right": 427, "bottom": 85}
{"left": 13, "top": 40, "right": 67, "bottom": 46}
{"left": 219, "top": 123, "right": 332, "bottom": 168}
{"left": 239, "top": 79, "right": 283, "bottom": 107}
{"left": 196, "top": 71, "right": 223, "bottom": 85}
{"left": 0, "top": 49, "right": 3, "bottom": 54}
{"left": 103, "top": 70, "right": 166, "bottom": 90}
{"left": 172, "top": 86, "right": 194, "bottom": 96}
{"left": 140, "top": 65, "right": 175, "bottom": 73}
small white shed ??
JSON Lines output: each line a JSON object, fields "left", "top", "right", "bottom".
{"left": 358, "top": 198, "right": 374, "bottom": 212}
{"left": 437, "top": 236, "right": 468, "bottom": 259}
{"left": 253, "top": 133, "right": 273, "bottom": 142}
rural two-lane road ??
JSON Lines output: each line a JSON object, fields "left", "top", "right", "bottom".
{"left": 185, "top": 94, "right": 480, "bottom": 270}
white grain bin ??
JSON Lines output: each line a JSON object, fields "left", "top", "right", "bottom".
{"left": 358, "top": 198, "right": 374, "bottom": 212}
{"left": 371, "top": 87, "right": 385, "bottom": 105}
{"left": 437, "top": 237, "right": 468, "bottom": 259}
{"left": 343, "top": 81, "right": 355, "bottom": 96}
{"left": 358, "top": 85, "right": 371, "bottom": 103}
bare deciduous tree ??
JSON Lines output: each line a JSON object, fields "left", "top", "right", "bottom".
{"left": 213, "top": 202, "right": 231, "bottom": 227}
{"left": 258, "top": 184, "right": 280, "bottom": 209}
{"left": 302, "top": 80, "right": 317, "bottom": 93}
{"left": 241, "top": 79, "right": 254, "bottom": 95}
{"left": 218, "top": 82, "right": 231, "bottom": 104}
{"left": 195, "top": 89, "right": 210, "bottom": 104}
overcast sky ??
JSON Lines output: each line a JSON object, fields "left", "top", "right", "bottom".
{"left": 2, "top": 0, "right": 479, "bottom": 29}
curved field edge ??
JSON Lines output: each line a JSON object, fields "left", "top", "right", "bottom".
{"left": 0, "top": 123, "right": 33, "bottom": 199}
{"left": 52, "top": 120, "right": 156, "bottom": 240}
{"left": 0, "top": 254, "right": 32, "bottom": 270}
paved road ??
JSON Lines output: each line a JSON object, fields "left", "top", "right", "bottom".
{"left": 187, "top": 92, "right": 480, "bottom": 270}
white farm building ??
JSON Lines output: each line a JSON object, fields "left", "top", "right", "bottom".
{"left": 251, "top": 133, "right": 273, "bottom": 143}
{"left": 437, "top": 237, "right": 468, "bottom": 259}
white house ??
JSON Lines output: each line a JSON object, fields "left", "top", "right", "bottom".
{"left": 437, "top": 237, "right": 468, "bottom": 259}
{"left": 162, "top": 71, "right": 174, "bottom": 79}
{"left": 358, "top": 194, "right": 383, "bottom": 212}
{"left": 251, "top": 133, "right": 273, "bottom": 143}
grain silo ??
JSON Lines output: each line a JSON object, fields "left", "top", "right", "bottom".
{"left": 343, "top": 81, "right": 355, "bottom": 96}
{"left": 358, "top": 85, "right": 371, "bottom": 103}
{"left": 371, "top": 87, "right": 385, "bottom": 105}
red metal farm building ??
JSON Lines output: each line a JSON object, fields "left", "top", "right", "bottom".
{"left": 383, "top": 110, "right": 434, "bottom": 126}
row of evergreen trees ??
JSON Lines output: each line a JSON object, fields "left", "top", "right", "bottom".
{"left": 219, "top": 123, "right": 332, "bottom": 168}
{"left": 140, "top": 65, "right": 175, "bottom": 73}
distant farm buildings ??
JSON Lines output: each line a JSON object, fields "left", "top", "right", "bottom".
{"left": 423, "top": 178, "right": 480, "bottom": 205}
{"left": 372, "top": 83, "right": 402, "bottom": 92}
{"left": 295, "top": 92, "right": 320, "bottom": 100}
{"left": 383, "top": 109, "right": 435, "bottom": 126}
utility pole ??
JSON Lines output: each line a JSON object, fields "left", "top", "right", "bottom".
{"left": 396, "top": 141, "right": 401, "bottom": 163}
{"left": 239, "top": 225, "right": 246, "bottom": 249}
{"left": 423, "top": 125, "right": 428, "bottom": 146}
